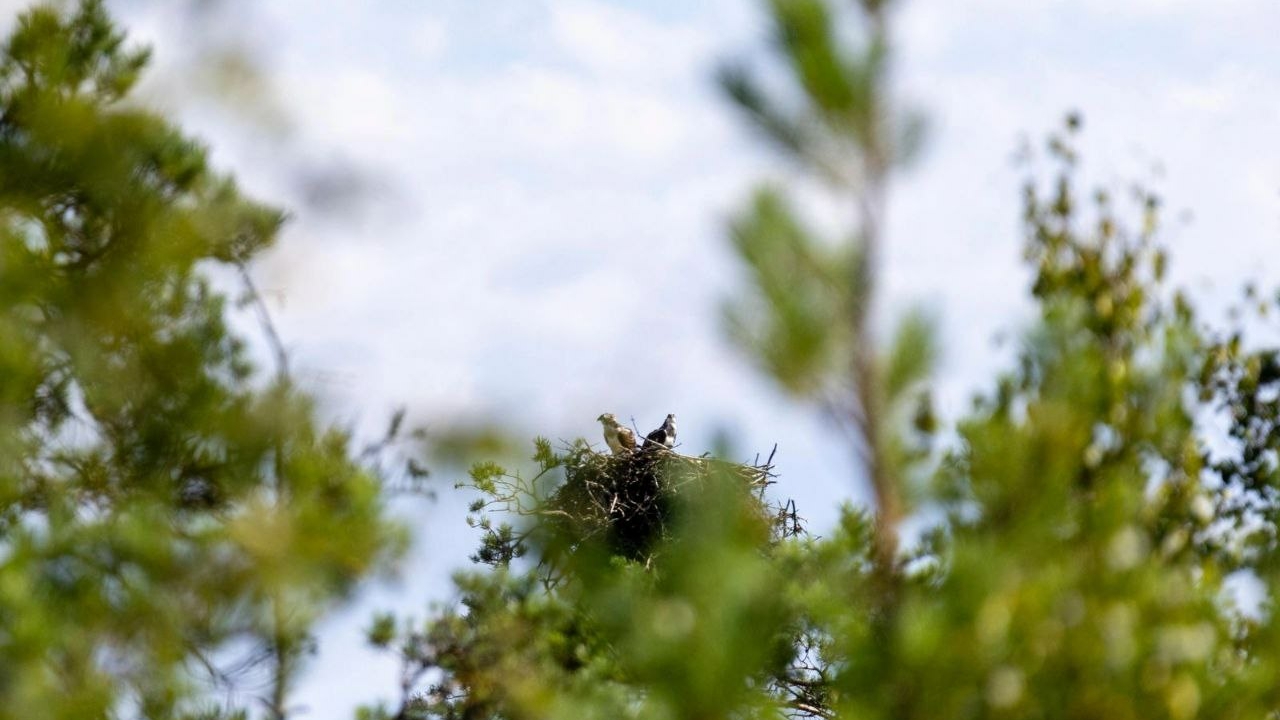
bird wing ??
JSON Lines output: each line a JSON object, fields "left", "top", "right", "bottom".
{"left": 618, "top": 426, "right": 637, "bottom": 450}
{"left": 644, "top": 427, "right": 667, "bottom": 448}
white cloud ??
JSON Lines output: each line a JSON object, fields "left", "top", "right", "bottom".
{"left": 412, "top": 16, "right": 448, "bottom": 60}
{"left": 549, "top": 0, "right": 711, "bottom": 81}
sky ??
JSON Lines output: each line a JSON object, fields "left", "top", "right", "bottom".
{"left": 12, "top": 0, "right": 1280, "bottom": 716}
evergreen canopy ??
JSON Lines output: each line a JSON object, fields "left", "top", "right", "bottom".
{"left": 0, "top": 3, "right": 401, "bottom": 718}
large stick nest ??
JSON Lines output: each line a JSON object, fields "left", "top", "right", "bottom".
{"left": 541, "top": 445, "right": 780, "bottom": 563}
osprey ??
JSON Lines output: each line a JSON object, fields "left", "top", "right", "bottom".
{"left": 642, "top": 413, "right": 676, "bottom": 451}
{"left": 597, "top": 413, "right": 637, "bottom": 454}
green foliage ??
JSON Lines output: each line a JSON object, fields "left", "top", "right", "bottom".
{"left": 17, "top": 2, "right": 1274, "bottom": 720}
{"left": 366, "top": 4, "right": 1280, "bottom": 720}
{"left": 720, "top": 0, "right": 928, "bottom": 556}
{"left": 372, "top": 445, "right": 793, "bottom": 720}
{"left": 841, "top": 121, "right": 1246, "bottom": 719}
{"left": 718, "top": 0, "right": 919, "bottom": 186}
{"left": 379, "top": 119, "right": 1280, "bottom": 720}
{"left": 723, "top": 187, "right": 861, "bottom": 396}
{"left": 0, "top": 3, "right": 402, "bottom": 718}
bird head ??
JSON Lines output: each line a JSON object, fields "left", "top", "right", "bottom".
{"left": 597, "top": 413, "right": 616, "bottom": 425}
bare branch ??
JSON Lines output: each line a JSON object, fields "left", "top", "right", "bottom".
{"left": 235, "top": 260, "right": 291, "bottom": 383}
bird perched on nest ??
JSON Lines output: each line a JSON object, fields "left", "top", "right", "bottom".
{"left": 597, "top": 413, "right": 637, "bottom": 454}
{"left": 642, "top": 413, "right": 677, "bottom": 452}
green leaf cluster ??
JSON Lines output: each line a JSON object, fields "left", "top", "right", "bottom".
{"left": 0, "top": 3, "right": 403, "bottom": 717}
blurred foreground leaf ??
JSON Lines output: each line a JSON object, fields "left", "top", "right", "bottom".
{"left": 0, "top": 2, "right": 403, "bottom": 717}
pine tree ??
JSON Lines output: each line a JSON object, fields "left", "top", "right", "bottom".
{"left": 366, "top": 2, "right": 1280, "bottom": 720}
{"left": 0, "top": 3, "right": 402, "bottom": 718}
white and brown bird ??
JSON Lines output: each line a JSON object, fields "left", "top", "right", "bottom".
{"left": 642, "top": 413, "right": 676, "bottom": 451}
{"left": 597, "top": 413, "right": 637, "bottom": 454}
